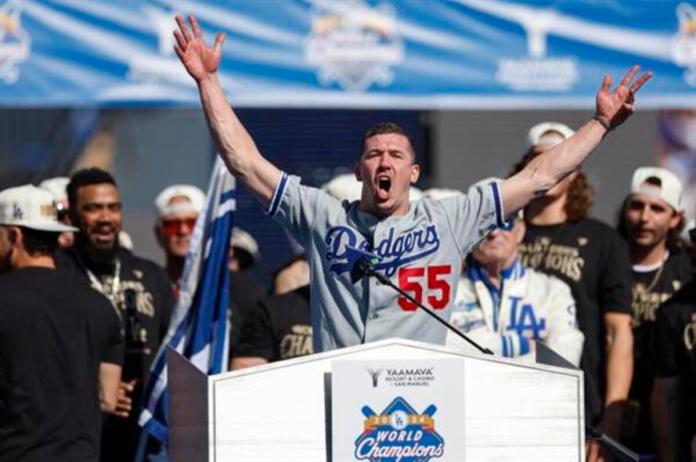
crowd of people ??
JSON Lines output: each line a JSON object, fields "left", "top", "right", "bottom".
{"left": 4, "top": 128, "right": 695, "bottom": 462}
{"left": 0, "top": 13, "right": 694, "bottom": 462}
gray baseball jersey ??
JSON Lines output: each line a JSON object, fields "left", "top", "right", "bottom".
{"left": 268, "top": 173, "right": 506, "bottom": 353}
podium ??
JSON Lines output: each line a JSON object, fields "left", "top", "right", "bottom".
{"left": 168, "top": 338, "right": 584, "bottom": 461}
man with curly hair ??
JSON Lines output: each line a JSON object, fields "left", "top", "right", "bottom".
{"left": 515, "top": 122, "right": 634, "bottom": 462}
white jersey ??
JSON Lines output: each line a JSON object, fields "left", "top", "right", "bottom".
{"left": 269, "top": 173, "right": 507, "bottom": 353}
{"left": 446, "top": 259, "right": 584, "bottom": 366}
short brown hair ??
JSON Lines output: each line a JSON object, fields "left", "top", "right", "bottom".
{"left": 361, "top": 122, "right": 416, "bottom": 161}
{"left": 511, "top": 148, "right": 594, "bottom": 222}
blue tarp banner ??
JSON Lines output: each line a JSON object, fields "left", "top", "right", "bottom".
{"left": 0, "top": 0, "right": 694, "bottom": 108}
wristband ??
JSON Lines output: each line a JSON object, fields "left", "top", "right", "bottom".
{"left": 592, "top": 115, "right": 612, "bottom": 131}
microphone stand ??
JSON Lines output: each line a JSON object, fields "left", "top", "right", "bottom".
{"left": 358, "top": 260, "right": 494, "bottom": 355}
{"left": 585, "top": 426, "right": 639, "bottom": 462}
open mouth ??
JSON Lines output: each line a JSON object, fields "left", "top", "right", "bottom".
{"left": 92, "top": 227, "right": 116, "bottom": 246}
{"left": 377, "top": 177, "right": 392, "bottom": 200}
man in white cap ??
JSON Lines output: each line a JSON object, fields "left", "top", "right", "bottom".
{"left": 616, "top": 167, "right": 693, "bottom": 456}
{"left": 514, "top": 122, "right": 634, "bottom": 462}
{"left": 0, "top": 184, "right": 123, "bottom": 461}
{"left": 154, "top": 184, "right": 205, "bottom": 295}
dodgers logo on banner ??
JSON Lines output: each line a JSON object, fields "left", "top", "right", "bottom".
{"left": 355, "top": 397, "right": 445, "bottom": 462}
{"left": 304, "top": 0, "right": 403, "bottom": 92}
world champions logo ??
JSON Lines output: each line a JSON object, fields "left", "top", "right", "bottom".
{"left": 355, "top": 397, "right": 444, "bottom": 462}
{"left": 304, "top": 0, "right": 403, "bottom": 92}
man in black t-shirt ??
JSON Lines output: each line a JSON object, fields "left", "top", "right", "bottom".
{"left": 616, "top": 167, "right": 694, "bottom": 454}
{"left": 228, "top": 226, "right": 266, "bottom": 359}
{"left": 0, "top": 185, "right": 123, "bottom": 462}
{"left": 55, "top": 168, "right": 174, "bottom": 462}
{"left": 233, "top": 285, "right": 312, "bottom": 367}
{"left": 232, "top": 255, "right": 312, "bottom": 369}
{"left": 514, "top": 122, "right": 634, "bottom": 462}
{"left": 652, "top": 281, "right": 696, "bottom": 462}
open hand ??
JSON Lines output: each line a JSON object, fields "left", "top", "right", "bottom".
{"left": 174, "top": 15, "right": 226, "bottom": 82}
{"left": 595, "top": 65, "right": 652, "bottom": 130}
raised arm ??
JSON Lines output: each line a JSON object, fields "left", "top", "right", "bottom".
{"left": 174, "top": 15, "right": 281, "bottom": 208}
{"left": 501, "top": 66, "right": 652, "bottom": 216}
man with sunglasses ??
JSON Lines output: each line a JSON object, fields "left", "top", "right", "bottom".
{"left": 154, "top": 185, "right": 270, "bottom": 367}
{"left": 446, "top": 200, "right": 584, "bottom": 367}
{"left": 55, "top": 167, "right": 174, "bottom": 462}
{"left": 154, "top": 184, "right": 205, "bottom": 297}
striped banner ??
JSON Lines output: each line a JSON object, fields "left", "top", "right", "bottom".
{"left": 137, "top": 157, "right": 235, "bottom": 458}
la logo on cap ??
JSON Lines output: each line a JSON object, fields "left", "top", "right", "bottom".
{"left": 0, "top": 184, "right": 77, "bottom": 233}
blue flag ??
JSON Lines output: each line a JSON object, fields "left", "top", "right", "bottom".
{"left": 137, "top": 158, "right": 235, "bottom": 458}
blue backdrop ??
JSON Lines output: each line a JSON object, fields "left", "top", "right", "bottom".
{"left": 0, "top": 0, "right": 694, "bottom": 108}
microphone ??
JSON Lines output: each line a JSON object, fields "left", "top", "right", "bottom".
{"left": 345, "top": 246, "right": 493, "bottom": 355}
{"left": 346, "top": 246, "right": 381, "bottom": 284}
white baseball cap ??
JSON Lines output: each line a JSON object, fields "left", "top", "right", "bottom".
{"left": 0, "top": 184, "right": 77, "bottom": 233}
{"left": 118, "top": 230, "right": 134, "bottom": 250}
{"left": 630, "top": 167, "right": 683, "bottom": 211}
{"left": 322, "top": 174, "right": 362, "bottom": 201}
{"left": 230, "top": 227, "right": 260, "bottom": 261}
{"left": 155, "top": 184, "right": 205, "bottom": 218}
{"left": 526, "top": 122, "right": 575, "bottom": 148}
{"left": 39, "top": 177, "right": 70, "bottom": 204}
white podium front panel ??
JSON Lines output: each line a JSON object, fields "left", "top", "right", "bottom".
{"left": 211, "top": 358, "right": 327, "bottom": 461}
{"left": 169, "top": 339, "right": 584, "bottom": 462}
{"left": 463, "top": 359, "right": 583, "bottom": 461}
{"left": 332, "top": 358, "right": 466, "bottom": 462}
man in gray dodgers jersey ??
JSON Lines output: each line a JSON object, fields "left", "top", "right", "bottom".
{"left": 173, "top": 15, "right": 651, "bottom": 353}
